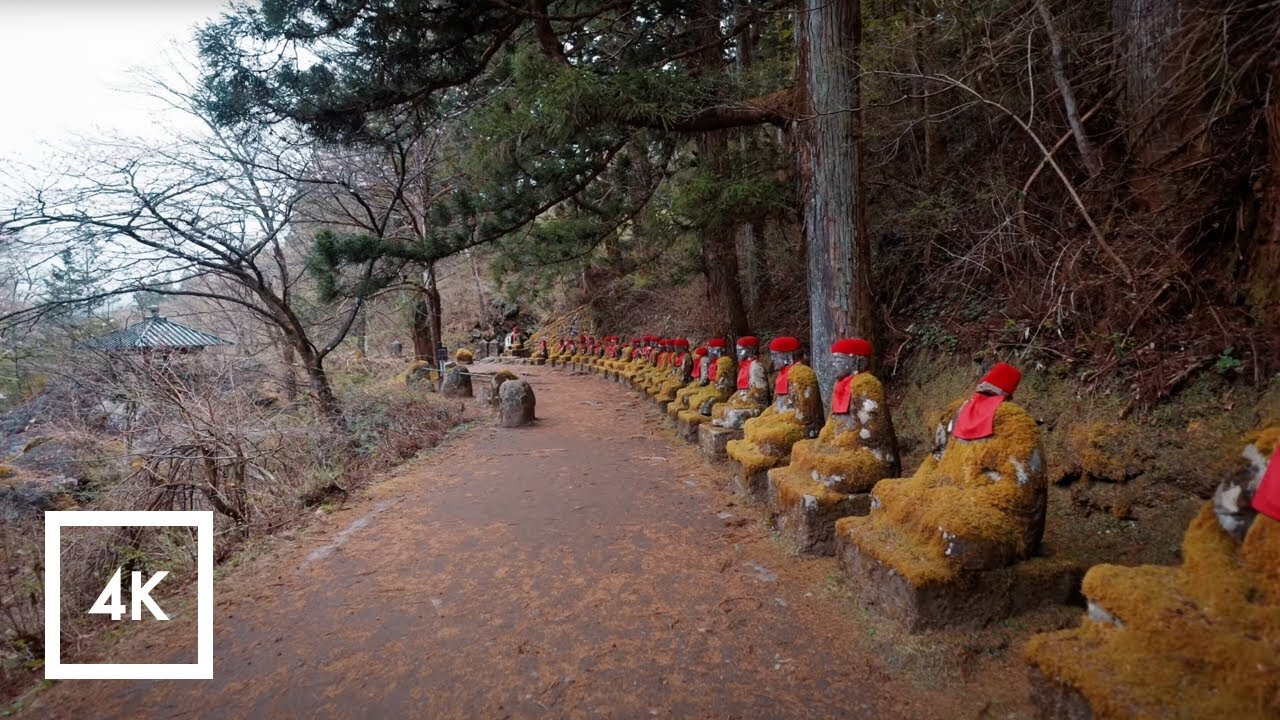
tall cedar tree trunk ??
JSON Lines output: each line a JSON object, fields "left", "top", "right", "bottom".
{"left": 909, "top": 0, "right": 938, "bottom": 177}
{"left": 697, "top": 1, "right": 751, "bottom": 338}
{"left": 798, "top": 0, "right": 873, "bottom": 397}
{"left": 1251, "top": 62, "right": 1280, "bottom": 335}
{"left": 734, "top": 4, "right": 764, "bottom": 323}
{"left": 1113, "top": 0, "right": 1195, "bottom": 210}
{"left": 412, "top": 264, "right": 443, "bottom": 360}
{"left": 467, "top": 250, "right": 489, "bottom": 326}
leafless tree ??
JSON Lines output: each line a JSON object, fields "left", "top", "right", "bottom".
{"left": 0, "top": 78, "right": 374, "bottom": 427}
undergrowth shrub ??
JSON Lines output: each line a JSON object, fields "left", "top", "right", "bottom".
{"left": 0, "top": 352, "right": 463, "bottom": 694}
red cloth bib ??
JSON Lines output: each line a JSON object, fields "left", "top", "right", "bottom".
{"left": 708, "top": 359, "right": 719, "bottom": 381}
{"left": 736, "top": 358, "right": 753, "bottom": 390}
{"left": 673, "top": 352, "right": 685, "bottom": 368}
{"left": 691, "top": 359, "right": 702, "bottom": 379}
{"left": 831, "top": 373, "right": 857, "bottom": 414}
{"left": 952, "top": 393, "right": 1005, "bottom": 440}
{"left": 1254, "top": 451, "right": 1280, "bottom": 522}
{"left": 774, "top": 364, "right": 793, "bottom": 396}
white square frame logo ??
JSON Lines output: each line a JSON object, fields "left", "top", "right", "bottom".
{"left": 44, "top": 510, "right": 213, "bottom": 680}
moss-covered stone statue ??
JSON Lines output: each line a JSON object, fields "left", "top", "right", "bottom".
{"left": 644, "top": 338, "right": 678, "bottom": 394}
{"left": 675, "top": 340, "right": 736, "bottom": 443}
{"left": 698, "top": 336, "right": 770, "bottom": 459}
{"left": 665, "top": 345, "right": 708, "bottom": 421}
{"left": 726, "top": 336, "right": 823, "bottom": 499}
{"left": 1024, "top": 427, "right": 1280, "bottom": 720}
{"left": 635, "top": 337, "right": 667, "bottom": 393}
{"left": 612, "top": 338, "right": 640, "bottom": 382}
{"left": 504, "top": 325, "right": 527, "bottom": 357}
{"left": 768, "top": 338, "right": 899, "bottom": 554}
{"left": 653, "top": 338, "right": 692, "bottom": 408}
{"left": 622, "top": 336, "right": 655, "bottom": 385}
{"left": 834, "top": 363, "right": 1074, "bottom": 631}
{"left": 548, "top": 336, "right": 567, "bottom": 366}
{"left": 605, "top": 340, "right": 633, "bottom": 381}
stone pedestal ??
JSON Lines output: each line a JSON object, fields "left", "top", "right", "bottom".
{"left": 697, "top": 424, "right": 742, "bottom": 461}
{"left": 1026, "top": 667, "right": 1094, "bottom": 720}
{"left": 767, "top": 472, "right": 871, "bottom": 556}
{"left": 729, "top": 458, "right": 769, "bottom": 503}
{"left": 835, "top": 537, "right": 1082, "bottom": 632}
{"left": 675, "top": 415, "right": 701, "bottom": 443}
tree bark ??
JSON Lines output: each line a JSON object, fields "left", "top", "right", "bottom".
{"left": 411, "top": 264, "right": 443, "bottom": 360}
{"left": 1112, "top": 0, "right": 1196, "bottom": 208}
{"left": 797, "top": 0, "right": 873, "bottom": 398}
{"left": 696, "top": 1, "right": 752, "bottom": 339}
{"left": 737, "top": 222, "right": 766, "bottom": 319}
{"left": 1248, "top": 61, "right": 1280, "bottom": 341}
{"left": 293, "top": 338, "right": 343, "bottom": 424}
{"left": 701, "top": 217, "right": 752, "bottom": 337}
{"left": 1036, "top": 0, "right": 1104, "bottom": 177}
{"left": 467, "top": 250, "right": 489, "bottom": 324}
{"left": 909, "top": 0, "right": 938, "bottom": 178}
{"left": 279, "top": 332, "right": 298, "bottom": 402}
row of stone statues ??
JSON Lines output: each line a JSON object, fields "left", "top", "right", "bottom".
{"left": 538, "top": 331, "right": 1279, "bottom": 718}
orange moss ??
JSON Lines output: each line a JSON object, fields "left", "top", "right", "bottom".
{"left": 1026, "top": 507, "right": 1280, "bottom": 719}
{"left": 788, "top": 438, "right": 888, "bottom": 493}
{"left": 455, "top": 348, "right": 474, "bottom": 364}
{"left": 837, "top": 400, "right": 1045, "bottom": 586}
{"left": 770, "top": 466, "right": 851, "bottom": 513}
{"left": 1067, "top": 421, "right": 1128, "bottom": 482}
{"left": 392, "top": 360, "right": 432, "bottom": 385}
{"left": 726, "top": 365, "right": 822, "bottom": 476}
{"left": 679, "top": 357, "right": 736, "bottom": 418}
{"left": 778, "top": 373, "right": 895, "bottom": 493}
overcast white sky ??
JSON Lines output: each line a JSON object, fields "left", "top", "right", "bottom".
{"left": 0, "top": 2, "right": 229, "bottom": 163}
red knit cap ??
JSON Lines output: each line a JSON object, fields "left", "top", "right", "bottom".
{"left": 831, "top": 338, "right": 872, "bottom": 356}
{"left": 981, "top": 362, "right": 1022, "bottom": 396}
{"left": 674, "top": 338, "right": 690, "bottom": 348}
{"left": 707, "top": 338, "right": 728, "bottom": 348}
{"left": 693, "top": 346, "right": 708, "bottom": 356}
{"left": 769, "top": 336, "right": 801, "bottom": 353}
{"left": 737, "top": 336, "right": 759, "bottom": 348}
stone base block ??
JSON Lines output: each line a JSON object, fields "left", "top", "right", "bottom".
{"left": 697, "top": 424, "right": 742, "bottom": 461}
{"left": 770, "top": 482, "right": 870, "bottom": 556}
{"left": 675, "top": 416, "right": 703, "bottom": 443}
{"left": 1027, "top": 666, "right": 1094, "bottom": 720}
{"left": 730, "top": 459, "right": 769, "bottom": 503}
{"left": 531, "top": 358, "right": 546, "bottom": 365}
{"left": 836, "top": 537, "right": 1083, "bottom": 633}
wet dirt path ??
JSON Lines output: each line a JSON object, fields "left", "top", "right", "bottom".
{"left": 32, "top": 363, "right": 1031, "bottom": 719}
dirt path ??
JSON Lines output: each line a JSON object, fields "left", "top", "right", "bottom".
{"left": 31, "top": 363, "right": 1040, "bottom": 719}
